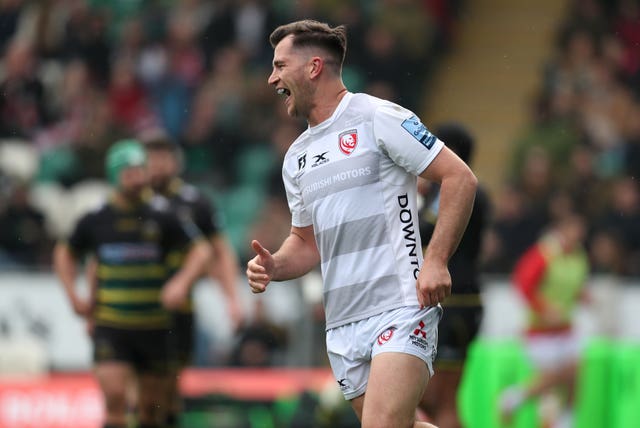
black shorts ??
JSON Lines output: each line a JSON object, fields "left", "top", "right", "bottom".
{"left": 436, "top": 304, "right": 483, "bottom": 368}
{"left": 168, "top": 311, "right": 195, "bottom": 369}
{"left": 93, "top": 325, "right": 171, "bottom": 374}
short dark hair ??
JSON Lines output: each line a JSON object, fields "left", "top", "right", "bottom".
{"left": 269, "top": 20, "right": 347, "bottom": 69}
{"left": 144, "top": 137, "right": 177, "bottom": 153}
{"left": 143, "top": 135, "right": 184, "bottom": 167}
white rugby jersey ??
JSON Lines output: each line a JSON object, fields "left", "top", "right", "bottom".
{"left": 282, "top": 92, "right": 444, "bottom": 329}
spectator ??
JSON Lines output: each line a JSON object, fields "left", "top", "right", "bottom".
{"left": 417, "top": 123, "right": 492, "bottom": 428}
{"left": 594, "top": 176, "right": 640, "bottom": 276}
{"left": 0, "top": 38, "right": 50, "bottom": 139}
{"left": 483, "top": 182, "right": 546, "bottom": 273}
{"left": 0, "top": 180, "right": 50, "bottom": 267}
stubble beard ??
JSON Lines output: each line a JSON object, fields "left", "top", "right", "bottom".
{"left": 119, "top": 185, "right": 145, "bottom": 204}
{"left": 289, "top": 80, "right": 315, "bottom": 120}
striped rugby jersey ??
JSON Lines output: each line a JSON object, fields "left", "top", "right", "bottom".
{"left": 66, "top": 196, "right": 201, "bottom": 329}
{"left": 282, "top": 92, "right": 444, "bottom": 329}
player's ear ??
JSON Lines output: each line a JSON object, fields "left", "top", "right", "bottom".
{"left": 309, "top": 56, "right": 323, "bottom": 79}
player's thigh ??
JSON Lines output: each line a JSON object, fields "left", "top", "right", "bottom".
{"left": 94, "top": 361, "right": 133, "bottom": 401}
{"left": 361, "top": 352, "right": 431, "bottom": 428}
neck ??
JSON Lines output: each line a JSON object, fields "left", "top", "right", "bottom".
{"left": 307, "top": 84, "right": 348, "bottom": 127}
{"left": 112, "top": 189, "right": 143, "bottom": 209}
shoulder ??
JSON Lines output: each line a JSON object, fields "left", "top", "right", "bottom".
{"left": 372, "top": 99, "right": 415, "bottom": 125}
{"left": 345, "top": 93, "right": 409, "bottom": 123}
{"left": 80, "top": 201, "right": 109, "bottom": 221}
{"left": 176, "top": 182, "right": 202, "bottom": 204}
{"left": 282, "top": 130, "right": 309, "bottom": 173}
{"left": 148, "top": 194, "right": 172, "bottom": 213}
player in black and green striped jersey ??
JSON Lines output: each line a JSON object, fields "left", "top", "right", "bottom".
{"left": 144, "top": 135, "right": 243, "bottom": 428}
{"left": 53, "top": 139, "right": 211, "bottom": 428}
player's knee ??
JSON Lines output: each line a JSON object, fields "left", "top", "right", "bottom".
{"left": 137, "top": 397, "right": 166, "bottom": 424}
{"left": 102, "top": 388, "right": 127, "bottom": 415}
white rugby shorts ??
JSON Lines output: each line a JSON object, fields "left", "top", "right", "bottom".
{"left": 326, "top": 305, "right": 442, "bottom": 400}
{"left": 525, "top": 329, "right": 583, "bottom": 371}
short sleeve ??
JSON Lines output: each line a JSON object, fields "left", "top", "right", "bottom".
{"left": 282, "top": 162, "right": 312, "bottom": 228}
{"left": 192, "top": 197, "right": 218, "bottom": 237}
{"left": 162, "top": 211, "right": 203, "bottom": 250}
{"left": 373, "top": 103, "right": 444, "bottom": 175}
{"left": 67, "top": 214, "right": 95, "bottom": 255}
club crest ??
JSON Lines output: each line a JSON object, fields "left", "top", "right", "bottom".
{"left": 339, "top": 129, "right": 358, "bottom": 155}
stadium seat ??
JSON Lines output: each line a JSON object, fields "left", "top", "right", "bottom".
{"left": 28, "top": 182, "right": 73, "bottom": 239}
{"left": 233, "top": 144, "right": 276, "bottom": 187}
{"left": 36, "top": 146, "right": 80, "bottom": 185}
{"left": 69, "top": 179, "right": 111, "bottom": 222}
{"left": 0, "top": 139, "right": 39, "bottom": 182}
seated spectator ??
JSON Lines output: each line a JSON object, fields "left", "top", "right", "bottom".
{"left": 0, "top": 38, "right": 51, "bottom": 139}
{"left": 0, "top": 180, "right": 51, "bottom": 267}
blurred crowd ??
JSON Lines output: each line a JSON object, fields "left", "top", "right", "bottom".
{"left": 0, "top": 0, "right": 458, "bottom": 269}
{"left": 482, "top": 0, "right": 640, "bottom": 278}
{"left": 0, "top": 0, "right": 638, "bottom": 364}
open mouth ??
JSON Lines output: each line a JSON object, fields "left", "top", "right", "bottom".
{"left": 276, "top": 88, "right": 291, "bottom": 97}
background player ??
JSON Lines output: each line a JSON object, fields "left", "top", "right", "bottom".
{"left": 53, "top": 139, "right": 210, "bottom": 428}
{"left": 417, "top": 123, "right": 492, "bottom": 427}
{"left": 143, "top": 135, "right": 244, "bottom": 427}
{"left": 499, "top": 212, "right": 589, "bottom": 428}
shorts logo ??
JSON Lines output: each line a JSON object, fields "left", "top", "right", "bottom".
{"left": 377, "top": 327, "right": 396, "bottom": 346}
{"left": 413, "top": 321, "right": 427, "bottom": 339}
{"left": 339, "top": 129, "right": 358, "bottom": 155}
{"left": 409, "top": 320, "right": 429, "bottom": 350}
{"left": 337, "top": 378, "right": 349, "bottom": 391}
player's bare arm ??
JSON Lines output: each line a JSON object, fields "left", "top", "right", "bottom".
{"left": 247, "top": 224, "right": 319, "bottom": 293}
{"left": 53, "top": 243, "right": 93, "bottom": 317}
{"left": 417, "top": 146, "right": 477, "bottom": 307}
{"left": 209, "top": 234, "right": 244, "bottom": 328}
{"left": 161, "top": 240, "right": 211, "bottom": 309}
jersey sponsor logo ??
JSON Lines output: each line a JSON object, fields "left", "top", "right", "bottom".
{"left": 397, "top": 194, "right": 420, "bottom": 279}
{"left": 116, "top": 218, "right": 140, "bottom": 232}
{"left": 98, "top": 243, "right": 161, "bottom": 263}
{"left": 311, "top": 151, "right": 330, "bottom": 167}
{"left": 377, "top": 326, "right": 396, "bottom": 345}
{"left": 401, "top": 115, "right": 436, "bottom": 149}
{"left": 338, "top": 129, "right": 358, "bottom": 155}
{"left": 297, "top": 152, "right": 307, "bottom": 171}
{"left": 301, "top": 166, "right": 372, "bottom": 196}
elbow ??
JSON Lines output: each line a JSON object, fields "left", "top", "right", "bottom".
{"left": 197, "top": 240, "right": 213, "bottom": 264}
{"left": 456, "top": 165, "right": 477, "bottom": 197}
{"left": 465, "top": 167, "right": 478, "bottom": 193}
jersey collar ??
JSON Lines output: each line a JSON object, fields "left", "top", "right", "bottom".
{"left": 308, "top": 92, "right": 353, "bottom": 136}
